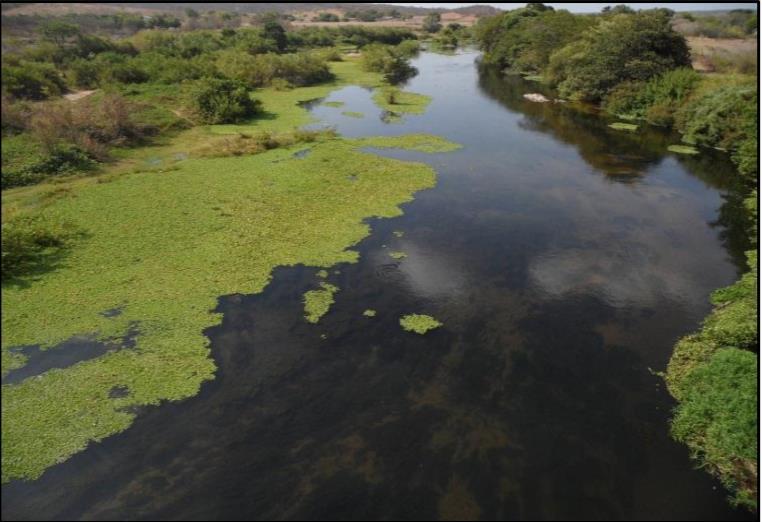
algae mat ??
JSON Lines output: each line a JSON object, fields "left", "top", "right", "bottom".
{"left": 1, "top": 134, "right": 460, "bottom": 482}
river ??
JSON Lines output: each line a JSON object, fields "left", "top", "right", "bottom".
{"left": 1, "top": 50, "right": 753, "bottom": 521}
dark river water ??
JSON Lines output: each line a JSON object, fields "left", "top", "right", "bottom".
{"left": 2, "top": 51, "right": 754, "bottom": 521}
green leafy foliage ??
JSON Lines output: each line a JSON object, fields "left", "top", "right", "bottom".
{"left": 188, "top": 78, "right": 261, "bottom": 124}
{"left": 548, "top": 10, "right": 690, "bottom": 101}
{"left": 1, "top": 61, "right": 66, "bottom": 100}
{"left": 475, "top": 5, "right": 596, "bottom": 73}
{"left": 676, "top": 84, "right": 758, "bottom": 178}
{"left": 360, "top": 44, "right": 417, "bottom": 85}
{"left": 603, "top": 68, "right": 700, "bottom": 125}
{"left": 1, "top": 215, "right": 78, "bottom": 280}
{"left": 215, "top": 51, "right": 333, "bottom": 88}
{"left": 423, "top": 12, "right": 442, "bottom": 34}
{"left": 671, "top": 348, "right": 757, "bottom": 510}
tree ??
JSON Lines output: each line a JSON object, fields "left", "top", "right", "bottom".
{"left": 40, "top": 21, "right": 80, "bottom": 47}
{"left": 189, "top": 78, "right": 261, "bottom": 124}
{"left": 263, "top": 19, "right": 287, "bottom": 52}
{"left": 548, "top": 10, "right": 691, "bottom": 101}
{"left": 422, "top": 12, "right": 442, "bottom": 33}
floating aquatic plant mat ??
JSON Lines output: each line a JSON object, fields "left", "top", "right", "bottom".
{"left": 609, "top": 122, "right": 638, "bottom": 131}
{"left": 400, "top": 314, "right": 442, "bottom": 334}
{"left": 668, "top": 144, "right": 699, "bottom": 155}
{"left": 1, "top": 133, "right": 460, "bottom": 483}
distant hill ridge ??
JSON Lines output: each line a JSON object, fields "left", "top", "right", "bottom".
{"left": 3, "top": 2, "right": 503, "bottom": 16}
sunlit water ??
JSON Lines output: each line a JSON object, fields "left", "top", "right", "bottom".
{"left": 2, "top": 50, "right": 753, "bottom": 521}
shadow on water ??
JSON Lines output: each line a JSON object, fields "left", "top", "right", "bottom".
{"left": 1, "top": 51, "right": 754, "bottom": 521}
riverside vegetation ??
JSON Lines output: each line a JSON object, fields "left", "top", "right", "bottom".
{"left": 1, "top": 14, "right": 461, "bottom": 483}
{"left": 475, "top": 3, "right": 758, "bottom": 509}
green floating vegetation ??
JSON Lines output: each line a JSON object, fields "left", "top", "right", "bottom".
{"left": 304, "top": 282, "right": 339, "bottom": 324}
{"left": 362, "top": 309, "right": 377, "bottom": 317}
{"left": 609, "top": 122, "right": 638, "bottom": 131}
{"left": 389, "top": 251, "right": 407, "bottom": 260}
{"left": 522, "top": 74, "right": 544, "bottom": 82}
{"left": 341, "top": 111, "right": 365, "bottom": 118}
{"left": 1, "top": 131, "right": 460, "bottom": 483}
{"left": 353, "top": 134, "right": 462, "bottom": 154}
{"left": 400, "top": 314, "right": 442, "bottom": 335}
{"left": 668, "top": 144, "right": 699, "bottom": 155}
{"left": 372, "top": 87, "right": 432, "bottom": 115}
{"left": 393, "top": 230, "right": 404, "bottom": 237}
{"left": 323, "top": 101, "right": 345, "bottom": 108}
{"left": 316, "top": 269, "right": 329, "bottom": 278}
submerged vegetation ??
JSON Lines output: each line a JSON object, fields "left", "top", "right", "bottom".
{"left": 400, "top": 314, "right": 442, "bottom": 335}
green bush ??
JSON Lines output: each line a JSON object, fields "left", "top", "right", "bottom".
{"left": 216, "top": 51, "right": 332, "bottom": 88}
{"left": 188, "top": 78, "right": 261, "bottom": 124}
{"left": 548, "top": 10, "right": 690, "bottom": 101}
{"left": 1, "top": 95, "right": 30, "bottom": 135}
{"left": 603, "top": 68, "right": 700, "bottom": 125}
{"left": 1, "top": 61, "right": 67, "bottom": 100}
{"left": 676, "top": 84, "right": 758, "bottom": 178}
{"left": 475, "top": 6, "right": 596, "bottom": 72}
{"left": 2, "top": 136, "right": 94, "bottom": 189}
{"left": 360, "top": 44, "right": 417, "bottom": 84}
{"left": 1, "top": 215, "right": 77, "bottom": 280}
{"left": 67, "top": 59, "right": 101, "bottom": 89}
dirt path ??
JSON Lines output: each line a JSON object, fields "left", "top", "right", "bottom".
{"left": 63, "top": 89, "right": 97, "bottom": 101}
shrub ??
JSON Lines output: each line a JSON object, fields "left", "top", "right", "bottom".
{"left": 1, "top": 215, "right": 77, "bottom": 280}
{"left": 422, "top": 12, "right": 442, "bottom": 33}
{"left": 2, "top": 135, "right": 94, "bottom": 189}
{"left": 475, "top": 6, "right": 596, "bottom": 72}
{"left": 1, "top": 95, "right": 30, "bottom": 135}
{"left": 67, "top": 59, "right": 101, "bottom": 89}
{"left": 603, "top": 68, "right": 700, "bottom": 125}
{"left": 216, "top": 51, "right": 332, "bottom": 88}
{"left": 29, "top": 93, "right": 150, "bottom": 160}
{"left": 676, "top": 83, "right": 758, "bottom": 178}
{"left": 548, "top": 10, "right": 690, "bottom": 101}
{"left": 188, "top": 78, "right": 260, "bottom": 124}
{"left": 361, "top": 44, "right": 417, "bottom": 84}
{"left": 195, "top": 128, "right": 336, "bottom": 157}
{"left": 1, "top": 61, "right": 67, "bottom": 100}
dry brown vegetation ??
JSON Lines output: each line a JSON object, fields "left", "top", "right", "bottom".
{"left": 688, "top": 36, "right": 758, "bottom": 73}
